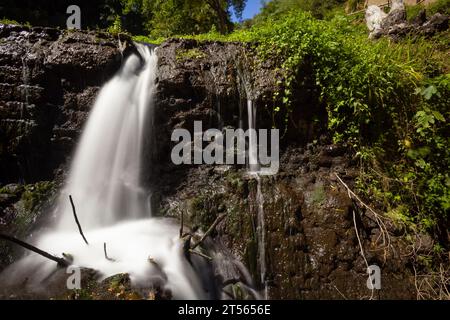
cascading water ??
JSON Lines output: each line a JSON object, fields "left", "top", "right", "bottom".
{"left": 247, "top": 100, "right": 260, "bottom": 173}
{"left": 246, "top": 99, "right": 268, "bottom": 299}
{"left": 0, "top": 44, "right": 209, "bottom": 299}
{"left": 56, "top": 43, "right": 155, "bottom": 229}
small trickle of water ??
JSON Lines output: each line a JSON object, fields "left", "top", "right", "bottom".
{"left": 247, "top": 100, "right": 260, "bottom": 173}
{"left": 21, "top": 55, "right": 29, "bottom": 118}
{"left": 246, "top": 99, "right": 268, "bottom": 299}
{"left": 255, "top": 176, "right": 268, "bottom": 300}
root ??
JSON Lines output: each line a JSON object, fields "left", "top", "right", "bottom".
{"left": 335, "top": 173, "right": 392, "bottom": 261}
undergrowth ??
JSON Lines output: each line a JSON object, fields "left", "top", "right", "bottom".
{"left": 138, "top": 6, "right": 450, "bottom": 298}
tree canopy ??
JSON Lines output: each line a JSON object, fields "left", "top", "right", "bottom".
{"left": 0, "top": 0, "right": 247, "bottom": 36}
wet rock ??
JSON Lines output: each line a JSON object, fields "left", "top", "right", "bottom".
{"left": 0, "top": 25, "right": 132, "bottom": 184}
{"left": 160, "top": 143, "right": 416, "bottom": 299}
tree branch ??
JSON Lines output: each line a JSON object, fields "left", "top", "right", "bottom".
{"left": 189, "top": 249, "right": 212, "bottom": 261}
{"left": 69, "top": 195, "right": 89, "bottom": 245}
{"left": 103, "top": 242, "right": 115, "bottom": 262}
{"left": 191, "top": 213, "right": 226, "bottom": 250}
{"left": 0, "top": 233, "right": 69, "bottom": 267}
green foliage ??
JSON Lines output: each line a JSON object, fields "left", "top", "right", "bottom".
{"left": 0, "top": 18, "right": 31, "bottom": 28}
{"left": 406, "top": 0, "right": 450, "bottom": 21}
{"left": 20, "top": 181, "right": 55, "bottom": 213}
{"left": 8, "top": 181, "right": 56, "bottom": 236}
{"left": 183, "top": 8, "right": 449, "bottom": 242}
{"left": 132, "top": 35, "right": 165, "bottom": 45}
{"left": 107, "top": 15, "right": 123, "bottom": 35}
{"left": 119, "top": 0, "right": 246, "bottom": 37}
{"left": 252, "top": 0, "right": 347, "bottom": 23}
{"left": 427, "top": 0, "right": 450, "bottom": 15}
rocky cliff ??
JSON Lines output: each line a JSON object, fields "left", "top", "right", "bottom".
{"left": 0, "top": 26, "right": 421, "bottom": 299}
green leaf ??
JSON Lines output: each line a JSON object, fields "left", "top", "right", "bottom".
{"left": 421, "top": 85, "right": 437, "bottom": 100}
{"left": 432, "top": 111, "right": 445, "bottom": 122}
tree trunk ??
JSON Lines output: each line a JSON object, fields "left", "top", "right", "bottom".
{"left": 206, "top": 0, "right": 234, "bottom": 34}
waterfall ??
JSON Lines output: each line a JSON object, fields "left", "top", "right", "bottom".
{"left": 256, "top": 175, "right": 268, "bottom": 300}
{"left": 56, "top": 44, "right": 156, "bottom": 230}
{"left": 1, "top": 44, "right": 208, "bottom": 299}
{"left": 246, "top": 99, "right": 268, "bottom": 299}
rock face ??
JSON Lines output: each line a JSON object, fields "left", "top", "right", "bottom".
{"left": 0, "top": 32, "right": 418, "bottom": 299}
{"left": 152, "top": 39, "right": 417, "bottom": 299}
{"left": 0, "top": 24, "right": 133, "bottom": 273}
{"left": 0, "top": 24, "right": 133, "bottom": 184}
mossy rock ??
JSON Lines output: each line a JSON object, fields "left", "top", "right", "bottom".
{"left": 176, "top": 48, "right": 206, "bottom": 62}
{"left": 0, "top": 181, "right": 56, "bottom": 271}
{"left": 12, "top": 181, "right": 56, "bottom": 236}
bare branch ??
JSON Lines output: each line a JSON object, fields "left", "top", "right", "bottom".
{"left": 191, "top": 213, "right": 226, "bottom": 250}
{"left": 0, "top": 233, "right": 69, "bottom": 267}
{"left": 103, "top": 242, "right": 115, "bottom": 262}
{"left": 189, "top": 249, "right": 212, "bottom": 261}
{"left": 69, "top": 195, "right": 89, "bottom": 245}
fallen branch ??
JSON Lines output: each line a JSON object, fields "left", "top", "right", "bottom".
{"left": 189, "top": 249, "right": 212, "bottom": 261}
{"left": 0, "top": 233, "right": 69, "bottom": 267}
{"left": 103, "top": 242, "right": 115, "bottom": 262}
{"left": 69, "top": 195, "right": 89, "bottom": 245}
{"left": 191, "top": 213, "right": 226, "bottom": 250}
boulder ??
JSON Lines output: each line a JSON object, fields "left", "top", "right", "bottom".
{"left": 366, "top": 2, "right": 449, "bottom": 40}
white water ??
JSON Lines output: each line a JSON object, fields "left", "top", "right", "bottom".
{"left": 247, "top": 100, "right": 260, "bottom": 173}
{"left": 246, "top": 99, "right": 268, "bottom": 299}
{"left": 21, "top": 54, "right": 29, "bottom": 118}
{"left": 2, "top": 44, "right": 207, "bottom": 299}
{"left": 57, "top": 44, "right": 156, "bottom": 229}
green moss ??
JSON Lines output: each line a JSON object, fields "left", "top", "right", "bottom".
{"left": 0, "top": 184, "right": 24, "bottom": 197}
{"left": 20, "top": 181, "right": 55, "bottom": 212}
{"left": 226, "top": 171, "right": 245, "bottom": 191}
{"left": 0, "top": 18, "right": 31, "bottom": 27}
{"left": 175, "top": 48, "right": 206, "bottom": 62}
{"left": 133, "top": 35, "right": 165, "bottom": 45}
{"left": 13, "top": 181, "right": 55, "bottom": 236}
{"left": 311, "top": 184, "right": 326, "bottom": 206}
{"left": 188, "top": 194, "right": 217, "bottom": 231}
